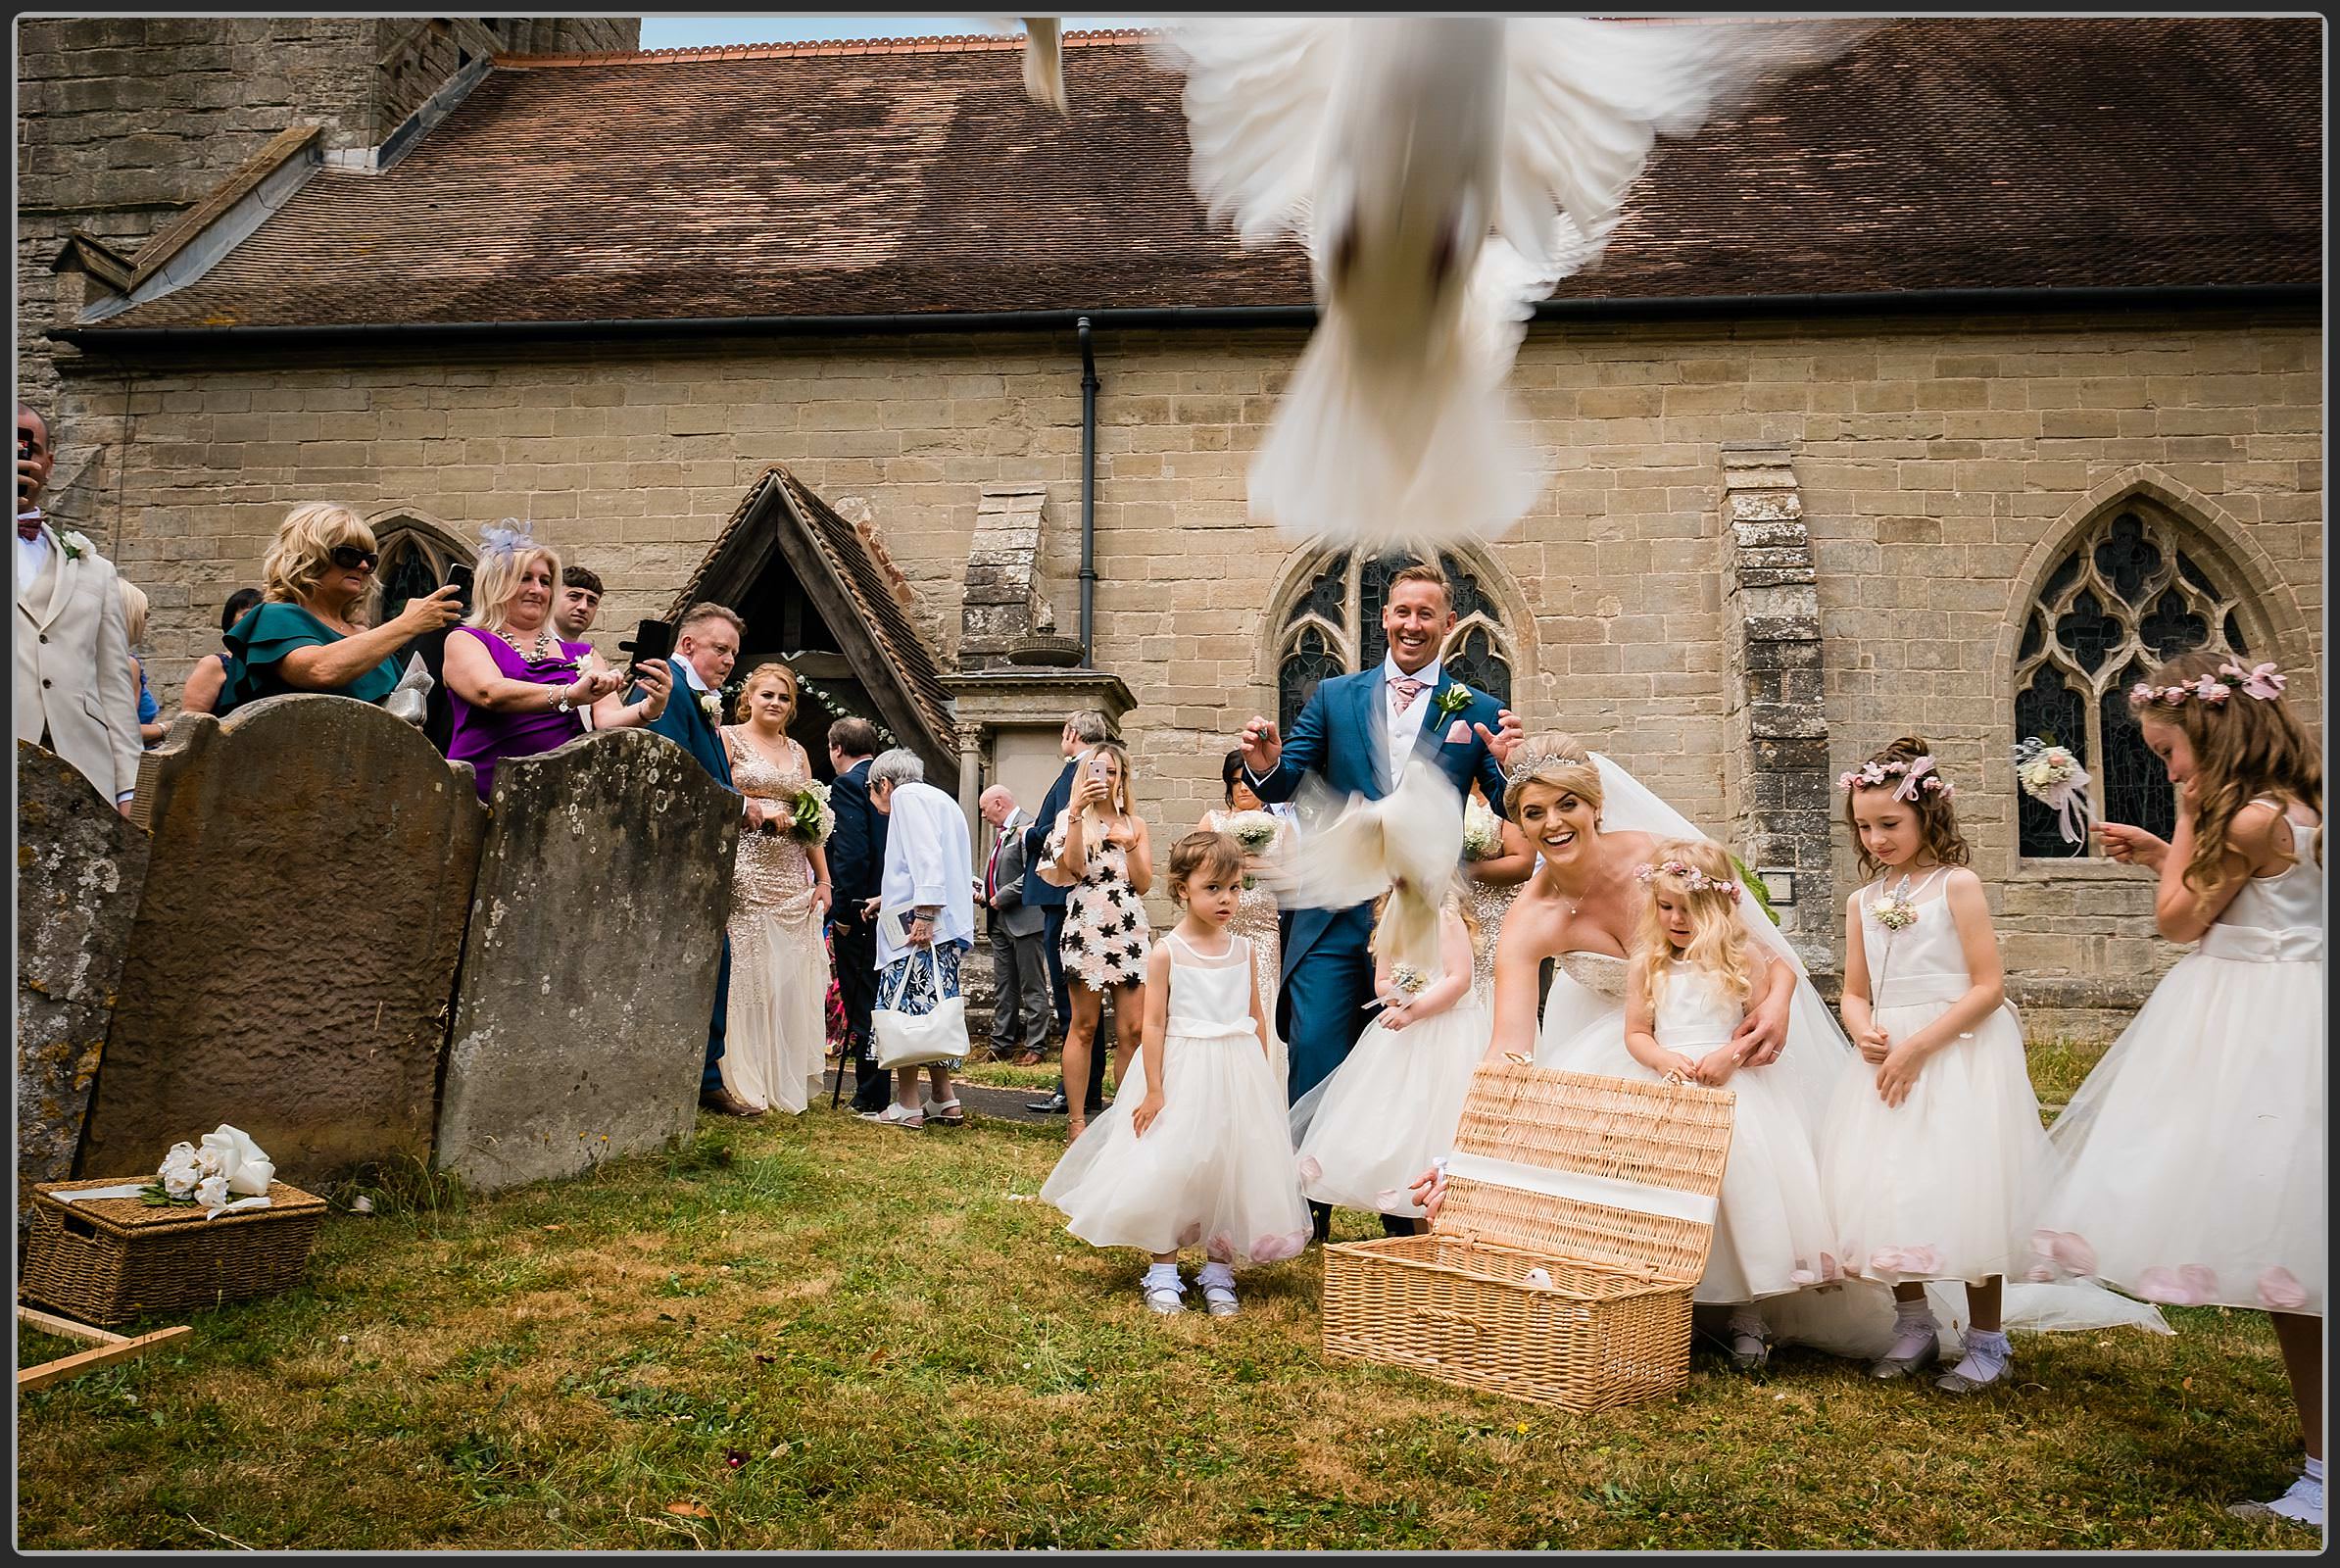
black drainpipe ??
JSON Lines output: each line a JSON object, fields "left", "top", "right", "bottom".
{"left": 1077, "top": 316, "right": 1099, "bottom": 668}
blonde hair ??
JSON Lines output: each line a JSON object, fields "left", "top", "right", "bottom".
{"left": 1087, "top": 740, "right": 1135, "bottom": 816}
{"left": 1633, "top": 838, "right": 1758, "bottom": 1011}
{"left": 261, "top": 502, "right": 377, "bottom": 612}
{"left": 733, "top": 660, "right": 800, "bottom": 725}
{"left": 2134, "top": 648, "right": 2323, "bottom": 890}
{"left": 1502, "top": 732, "right": 1604, "bottom": 820}
{"left": 466, "top": 543, "right": 564, "bottom": 634}
{"left": 118, "top": 579, "right": 149, "bottom": 647}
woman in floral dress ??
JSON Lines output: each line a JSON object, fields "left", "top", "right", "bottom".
{"left": 1040, "top": 741, "right": 1154, "bottom": 1141}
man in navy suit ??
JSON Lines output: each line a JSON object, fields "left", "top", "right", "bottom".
{"left": 633, "top": 602, "right": 772, "bottom": 1117}
{"left": 1020, "top": 709, "right": 1111, "bottom": 1116}
{"left": 824, "top": 716, "right": 890, "bottom": 1112}
{"left": 1240, "top": 562, "right": 1523, "bottom": 1239}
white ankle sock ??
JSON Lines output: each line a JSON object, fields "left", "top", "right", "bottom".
{"left": 2308, "top": 1456, "right": 2326, "bottom": 1485}
{"left": 1948, "top": 1327, "right": 2011, "bottom": 1383}
{"left": 1727, "top": 1305, "right": 1767, "bottom": 1342}
{"left": 1196, "top": 1260, "right": 1236, "bottom": 1292}
{"left": 1143, "top": 1262, "right": 1182, "bottom": 1292}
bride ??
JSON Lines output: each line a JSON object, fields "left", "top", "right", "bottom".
{"left": 1415, "top": 733, "right": 2167, "bottom": 1357}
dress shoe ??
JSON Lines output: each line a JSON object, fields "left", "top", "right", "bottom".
{"left": 1026, "top": 1092, "right": 1070, "bottom": 1114}
{"left": 700, "top": 1087, "right": 764, "bottom": 1118}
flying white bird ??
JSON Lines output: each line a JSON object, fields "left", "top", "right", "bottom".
{"left": 1146, "top": 17, "right": 1847, "bottom": 546}
{"left": 1266, "top": 762, "right": 1467, "bottom": 979}
{"left": 982, "top": 17, "right": 1068, "bottom": 110}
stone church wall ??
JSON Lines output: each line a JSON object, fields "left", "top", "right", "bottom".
{"left": 54, "top": 306, "right": 2322, "bottom": 1024}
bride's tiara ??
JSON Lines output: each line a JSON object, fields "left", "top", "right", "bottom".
{"left": 1502, "top": 741, "right": 1595, "bottom": 789}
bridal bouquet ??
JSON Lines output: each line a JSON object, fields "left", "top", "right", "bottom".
{"left": 1224, "top": 809, "right": 1281, "bottom": 856}
{"left": 786, "top": 779, "right": 836, "bottom": 846}
{"left": 2013, "top": 736, "right": 2093, "bottom": 846}
{"left": 1460, "top": 796, "right": 1504, "bottom": 861}
{"left": 143, "top": 1125, "right": 275, "bottom": 1210}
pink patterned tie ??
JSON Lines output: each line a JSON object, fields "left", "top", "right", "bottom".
{"left": 1390, "top": 675, "right": 1429, "bottom": 713}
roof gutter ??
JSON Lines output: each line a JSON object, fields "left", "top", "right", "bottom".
{"left": 50, "top": 283, "right": 2316, "bottom": 350}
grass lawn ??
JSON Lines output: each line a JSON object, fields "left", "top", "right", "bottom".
{"left": 16, "top": 1054, "right": 2312, "bottom": 1550}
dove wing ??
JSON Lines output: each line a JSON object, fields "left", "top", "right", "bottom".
{"left": 1270, "top": 773, "right": 1398, "bottom": 913}
{"left": 1146, "top": 19, "right": 1349, "bottom": 249}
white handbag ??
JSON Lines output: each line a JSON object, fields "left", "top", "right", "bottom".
{"left": 872, "top": 942, "right": 968, "bottom": 1069}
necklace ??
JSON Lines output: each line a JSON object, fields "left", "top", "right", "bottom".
{"left": 494, "top": 622, "right": 559, "bottom": 664}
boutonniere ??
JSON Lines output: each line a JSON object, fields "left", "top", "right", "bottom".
{"left": 59, "top": 530, "right": 90, "bottom": 562}
{"left": 1431, "top": 682, "right": 1475, "bottom": 721}
{"left": 698, "top": 691, "right": 722, "bottom": 723}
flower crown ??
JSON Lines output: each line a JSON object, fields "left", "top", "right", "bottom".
{"left": 478, "top": 517, "right": 536, "bottom": 559}
{"left": 1837, "top": 755, "right": 1954, "bottom": 803}
{"left": 2129, "top": 661, "right": 2286, "bottom": 709}
{"left": 1634, "top": 858, "right": 1741, "bottom": 902}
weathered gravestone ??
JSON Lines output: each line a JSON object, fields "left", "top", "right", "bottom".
{"left": 78, "top": 697, "right": 485, "bottom": 1185}
{"left": 17, "top": 742, "right": 154, "bottom": 1240}
{"left": 433, "top": 726, "right": 740, "bottom": 1193}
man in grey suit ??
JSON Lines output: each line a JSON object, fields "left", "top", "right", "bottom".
{"left": 978, "top": 785, "right": 1051, "bottom": 1062}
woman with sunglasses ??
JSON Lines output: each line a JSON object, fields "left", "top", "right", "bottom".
{"left": 223, "top": 503, "right": 463, "bottom": 708}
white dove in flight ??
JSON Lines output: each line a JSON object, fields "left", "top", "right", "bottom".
{"left": 1267, "top": 762, "right": 1467, "bottom": 980}
{"left": 981, "top": 17, "right": 1068, "bottom": 110}
{"left": 1147, "top": 17, "right": 1844, "bottom": 547}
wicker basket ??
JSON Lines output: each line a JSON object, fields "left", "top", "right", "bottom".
{"left": 22, "top": 1178, "right": 327, "bottom": 1327}
{"left": 1322, "top": 1059, "right": 1734, "bottom": 1412}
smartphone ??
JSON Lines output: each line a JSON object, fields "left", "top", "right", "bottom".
{"left": 619, "top": 617, "right": 674, "bottom": 675}
{"left": 16, "top": 428, "right": 30, "bottom": 506}
{"left": 445, "top": 563, "right": 475, "bottom": 613}
{"left": 1089, "top": 755, "right": 1110, "bottom": 781}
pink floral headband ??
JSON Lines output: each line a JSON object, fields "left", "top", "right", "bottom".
{"left": 2130, "top": 661, "right": 2286, "bottom": 710}
{"left": 1635, "top": 858, "right": 1740, "bottom": 902}
{"left": 1837, "top": 755, "right": 1954, "bottom": 803}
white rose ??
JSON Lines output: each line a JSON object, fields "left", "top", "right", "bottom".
{"left": 699, "top": 692, "right": 721, "bottom": 722}
{"left": 194, "top": 1144, "right": 225, "bottom": 1179}
{"left": 159, "top": 1141, "right": 199, "bottom": 1181}
{"left": 161, "top": 1168, "right": 198, "bottom": 1200}
{"left": 196, "top": 1174, "right": 229, "bottom": 1210}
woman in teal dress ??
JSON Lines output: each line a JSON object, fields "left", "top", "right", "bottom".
{"left": 225, "top": 503, "right": 462, "bottom": 707}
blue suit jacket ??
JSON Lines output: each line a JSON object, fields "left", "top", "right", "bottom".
{"left": 636, "top": 657, "right": 735, "bottom": 791}
{"left": 1247, "top": 665, "right": 1509, "bottom": 975}
{"left": 825, "top": 757, "right": 886, "bottom": 909}
{"left": 1019, "top": 758, "right": 1079, "bottom": 910}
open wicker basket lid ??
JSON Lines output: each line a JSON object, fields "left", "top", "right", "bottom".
{"left": 1434, "top": 1059, "right": 1735, "bottom": 1286}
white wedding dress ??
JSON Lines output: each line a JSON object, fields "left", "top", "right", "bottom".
{"left": 1525, "top": 756, "right": 2169, "bottom": 1353}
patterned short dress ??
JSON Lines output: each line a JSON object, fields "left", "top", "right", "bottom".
{"left": 1043, "top": 807, "right": 1152, "bottom": 993}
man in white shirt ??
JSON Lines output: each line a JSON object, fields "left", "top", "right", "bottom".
{"left": 15, "top": 403, "right": 140, "bottom": 814}
{"left": 864, "top": 749, "right": 977, "bottom": 1129}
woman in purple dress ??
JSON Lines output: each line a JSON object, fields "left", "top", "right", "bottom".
{"left": 441, "top": 523, "right": 672, "bottom": 800}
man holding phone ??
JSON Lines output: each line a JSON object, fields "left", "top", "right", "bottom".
{"left": 630, "top": 603, "right": 780, "bottom": 1117}
{"left": 14, "top": 401, "right": 141, "bottom": 813}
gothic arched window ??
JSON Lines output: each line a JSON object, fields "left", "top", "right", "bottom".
{"left": 1274, "top": 549, "right": 1516, "bottom": 733}
{"left": 2013, "top": 504, "right": 2254, "bottom": 857}
{"left": 373, "top": 520, "right": 473, "bottom": 625}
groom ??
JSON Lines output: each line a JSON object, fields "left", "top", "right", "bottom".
{"left": 634, "top": 602, "right": 774, "bottom": 1117}
{"left": 1239, "top": 561, "right": 1521, "bottom": 1239}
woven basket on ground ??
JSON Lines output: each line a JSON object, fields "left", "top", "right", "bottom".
{"left": 22, "top": 1178, "right": 327, "bottom": 1327}
{"left": 1322, "top": 1059, "right": 1734, "bottom": 1412}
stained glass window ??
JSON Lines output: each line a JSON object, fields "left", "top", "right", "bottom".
{"left": 1275, "top": 548, "right": 1517, "bottom": 735}
{"left": 2012, "top": 502, "right": 2255, "bottom": 858}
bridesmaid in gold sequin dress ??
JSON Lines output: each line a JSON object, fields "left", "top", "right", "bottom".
{"left": 717, "top": 662, "right": 834, "bottom": 1115}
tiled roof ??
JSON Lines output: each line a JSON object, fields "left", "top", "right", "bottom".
{"left": 81, "top": 17, "right": 2319, "bottom": 331}
{"left": 669, "top": 467, "right": 958, "bottom": 773}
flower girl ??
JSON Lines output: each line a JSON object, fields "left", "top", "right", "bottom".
{"left": 2032, "top": 652, "right": 2323, "bottom": 1527}
{"left": 1568, "top": 838, "right": 1840, "bottom": 1372}
{"left": 1822, "top": 737, "right": 2049, "bottom": 1396}
{"left": 1291, "top": 890, "right": 1487, "bottom": 1235}
{"left": 1040, "top": 830, "right": 1312, "bottom": 1316}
